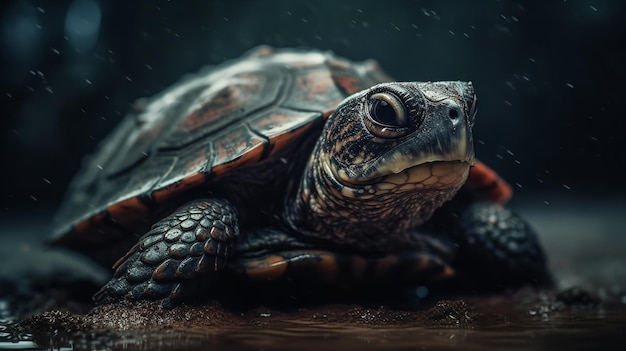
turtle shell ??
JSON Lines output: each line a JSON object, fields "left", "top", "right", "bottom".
{"left": 52, "top": 47, "right": 392, "bottom": 265}
{"left": 53, "top": 46, "right": 511, "bottom": 267}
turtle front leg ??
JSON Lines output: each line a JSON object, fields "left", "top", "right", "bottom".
{"left": 452, "top": 202, "right": 551, "bottom": 290}
{"left": 93, "top": 199, "right": 239, "bottom": 307}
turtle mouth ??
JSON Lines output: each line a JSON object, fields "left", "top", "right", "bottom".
{"left": 371, "top": 160, "right": 471, "bottom": 191}
{"left": 322, "top": 154, "right": 470, "bottom": 194}
{"left": 327, "top": 119, "right": 475, "bottom": 187}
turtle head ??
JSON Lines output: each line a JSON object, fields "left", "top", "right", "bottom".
{"left": 322, "top": 81, "right": 476, "bottom": 188}
{"left": 291, "top": 81, "right": 477, "bottom": 251}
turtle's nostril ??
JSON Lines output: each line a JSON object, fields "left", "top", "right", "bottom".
{"left": 449, "top": 108, "right": 459, "bottom": 120}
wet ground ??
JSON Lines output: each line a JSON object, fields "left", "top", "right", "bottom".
{"left": 1, "top": 194, "right": 625, "bottom": 350}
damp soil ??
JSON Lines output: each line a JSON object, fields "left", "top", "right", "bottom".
{"left": 1, "top": 195, "right": 625, "bottom": 350}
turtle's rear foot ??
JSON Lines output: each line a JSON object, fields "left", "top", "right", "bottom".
{"left": 454, "top": 202, "right": 551, "bottom": 289}
{"left": 93, "top": 198, "right": 239, "bottom": 307}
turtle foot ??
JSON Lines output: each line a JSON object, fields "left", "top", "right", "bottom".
{"left": 455, "top": 201, "right": 551, "bottom": 289}
{"left": 93, "top": 199, "right": 239, "bottom": 307}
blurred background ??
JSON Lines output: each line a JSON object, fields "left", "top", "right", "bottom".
{"left": 1, "top": 0, "right": 625, "bottom": 216}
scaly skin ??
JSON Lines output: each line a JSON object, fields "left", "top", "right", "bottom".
{"left": 286, "top": 81, "right": 476, "bottom": 252}
{"left": 93, "top": 199, "right": 239, "bottom": 307}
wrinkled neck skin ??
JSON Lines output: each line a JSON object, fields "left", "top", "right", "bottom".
{"left": 285, "top": 142, "right": 466, "bottom": 253}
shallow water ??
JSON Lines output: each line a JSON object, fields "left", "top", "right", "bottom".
{"left": 3, "top": 303, "right": 626, "bottom": 351}
{"left": 1, "top": 195, "right": 625, "bottom": 350}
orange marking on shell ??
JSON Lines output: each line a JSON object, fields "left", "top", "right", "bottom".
{"left": 210, "top": 128, "right": 265, "bottom": 176}
{"left": 242, "top": 255, "right": 288, "bottom": 281}
{"left": 179, "top": 86, "right": 237, "bottom": 131}
{"left": 74, "top": 212, "right": 106, "bottom": 234}
{"left": 151, "top": 173, "right": 205, "bottom": 204}
{"left": 332, "top": 73, "right": 365, "bottom": 94}
{"left": 248, "top": 108, "right": 321, "bottom": 158}
{"left": 106, "top": 197, "right": 150, "bottom": 228}
{"left": 326, "top": 57, "right": 353, "bottom": 70}
{"left": 266, "top": 121, "right": 315, "bottom": 158}
{"left": 183, "top": 151, "right": 208, "bottom": 175}
{"left": 297, "top": 70, "right": 334, "bottom": 95}
{"left": 286, "top": 68, "right": 346, "bottom": 112}
{"left": 312, "top": 252, "right": 339, "bottom": 282}
{"left": 374, "top": 255, "right": 399, "bottom": 277}
{"left": 467, "top": 160, "right": 513, "bottom": 204}
{"left": 176, "top": 74, "right": 262, "bottom": 135}
{"left": 210, "top": 146, "right": 263, "bottom": 176}
{"left": 438, "top": 266, "right": 456, "bottom": 280}
{"left": 251, "top": 111, "right": 292, "bottom": 130}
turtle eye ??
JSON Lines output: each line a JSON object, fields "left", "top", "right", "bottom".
{"left": 365, "top": 92, "right": 411, "bottom": 138}
{"left": 369, "top": 93, "right": 407, "bottom": 127}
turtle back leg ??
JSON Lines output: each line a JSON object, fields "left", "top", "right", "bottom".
{"left": 451, "top": 201, "right": 551, "bottom": 290}
{"left": 93, "top": 199, "right": 239, "bottom": 307}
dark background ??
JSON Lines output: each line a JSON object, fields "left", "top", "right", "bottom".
{"left": 1, "top": 0, "right": 625, "bottom": 217}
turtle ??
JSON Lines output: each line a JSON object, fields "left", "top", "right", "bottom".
{"left": 52, "top": 46, "right": 548, "bottom": 307}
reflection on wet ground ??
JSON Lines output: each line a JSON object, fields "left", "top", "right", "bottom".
{"left": 3, "top": 296, "right": 626, "bottom": 351}
{"left": 1, "top": 195, "right": 625, "bottom": 350}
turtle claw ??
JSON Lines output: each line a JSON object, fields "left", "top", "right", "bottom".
{"left": 93, "top": 199, "right": 239, "bottom": 307}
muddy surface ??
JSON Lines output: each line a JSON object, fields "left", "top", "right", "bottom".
{"left": 1, "top": 196, "right": 625, "bottom": 350}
